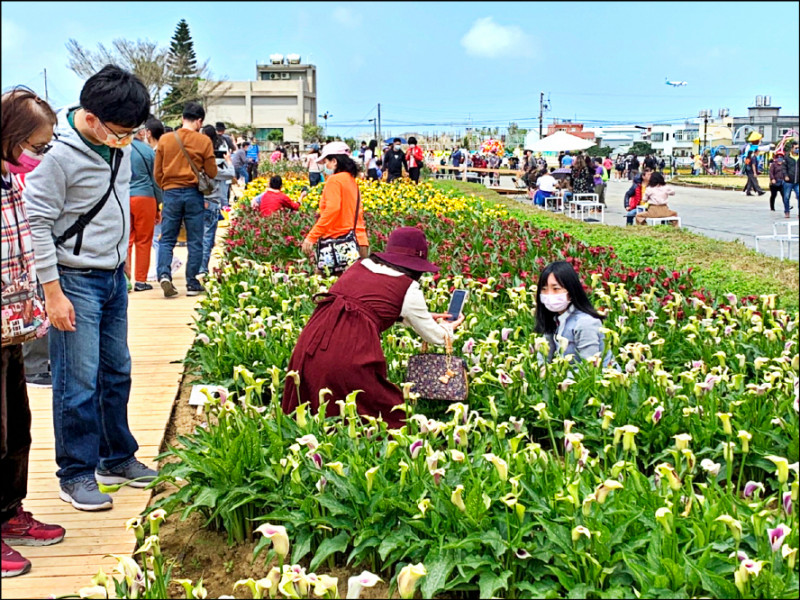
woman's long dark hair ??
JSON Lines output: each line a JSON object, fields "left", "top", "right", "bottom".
{"left": 534, "top": 261, "right": 604, "bottom": 334}
{"left": 329, "top": 153, "right": 360, "bottom": 178}
{"left": 648, "top": 171, "right": 666, "bottom": 187}
{"left": 368, "top": 139, "right": 377, "bottom": 152}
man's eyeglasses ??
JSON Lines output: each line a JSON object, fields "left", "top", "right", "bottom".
{"left": 98, "top": 118, "right": 143, "bottom": 141}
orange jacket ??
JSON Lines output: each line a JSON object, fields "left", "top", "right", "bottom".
{"left": 305, "top": 173, "right": 368, "bottom": 246}
{"left": 154, "top": 129, "right": 218, "bottom": 191}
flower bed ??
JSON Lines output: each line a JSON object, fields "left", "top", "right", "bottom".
{"left": 141, "top": 176, "right": 797, "bottom": 598}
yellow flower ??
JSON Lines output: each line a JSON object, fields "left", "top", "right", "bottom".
{"left": 450, "top": 485, "right": 466, "bottom": 512}
{"left": 716, "top": 412, "right": 733, "bottom": 435}
{"left": 673, "top": 433, "right": 692, "bottom": 450}
{"left": 715, "top": 514, "right": 743, "bottom": 541}
{"left": 571, "top": 526, "right": 592, "bottom": 542}
{"left": 737, "top": 430, "right": 752, "bottom": 453}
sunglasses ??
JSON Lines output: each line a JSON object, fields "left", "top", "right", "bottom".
{"left": 23, "top": 132, "right": 59, "bottom": 156}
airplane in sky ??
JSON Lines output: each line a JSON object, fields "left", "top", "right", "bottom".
{"left": 665, "top": 78, "right": 688, "bottom": 87}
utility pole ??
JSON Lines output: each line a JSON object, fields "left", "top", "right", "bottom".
{"left": 538, "top": 91, "right": 544, "bottom": 140}
{"left": 368, "top": 118, "right": 377, "bottom": 141}
{"left": 43, "top": 68, "right": 49, "bottom": 103}
{"left": 377, "top": 103, "right": 382, "bottom": 146}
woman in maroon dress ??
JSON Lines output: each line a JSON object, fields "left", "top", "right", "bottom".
{"left": 282, "top": 227, "right": 464, "bottom": 428}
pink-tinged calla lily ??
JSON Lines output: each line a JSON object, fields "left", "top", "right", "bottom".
{"left": 729, "top": 550, "right": 749, "bottom": 562}
{"left": 397, "top": 563, "right": 427, "bottom": 599}
{"left": 431, "top": 467, "right": 446, "bottom": 486}
{"left": 462, "top": 338, "right": 475, "bottom": 355}
{"left": 346, "top": 570, "right": 381, "bottom": 599}
{"left": 558, "top": 378, "right": 576, "bottom": 392}
{"left": 509, "top": 416, "right": 524, "bottom": 433}
{"left": 783, "top": 491, "right": 793, "bottom": 515}
{"left": 701, "top": 458, "right": 721, "bottom": 478}
{"left": 743, "top": 481, "right": 764, "bottom": 499}
{"left": 498, "top": 370, "right": 512, "bottom": 386}
{"left": 768, "top": 523, "right": 792, "bottom": 552}
{"left": 409, "top": 439, "right": 424, "bottom": 459}
{"left": 652, "top": 405, "right": 664, "bottom": 424}
{"left": 296, "top": 434, "right": 319, "bottom": 451}
{"left": 501, "top": 327, "right": 513, "bottom": 342}
{"left": 515, "top": 549, "right": 531, "bottom": 560}
{"left": 316, "top": 477, "right": 327, "bottom": 493}
{"left": 255, "top": 523, "right": 290, "bottom": 559}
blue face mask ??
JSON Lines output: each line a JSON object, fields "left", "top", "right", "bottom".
{"left": 323, "top": 166, "right": 334, "bottom": 175}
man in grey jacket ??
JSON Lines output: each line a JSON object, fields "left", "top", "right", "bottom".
{"left": 23, "top": 65, "right": 157, "bottom": 511}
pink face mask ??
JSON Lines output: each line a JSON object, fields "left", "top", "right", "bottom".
{"left": 7, "top": 148, "right": 44, "bottom": 175}
{"left": 541, "top": 292, "right": 571, "bottom": 313}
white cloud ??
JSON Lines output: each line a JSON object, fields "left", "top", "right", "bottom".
{"left": 333, "top": 7, "right": 362, "bottom": 28}
{"left": 461, "top": 17, "right": 533, "bottom": 59}
{"left": 1, "top": 19, "right": 26, "bottom": 52}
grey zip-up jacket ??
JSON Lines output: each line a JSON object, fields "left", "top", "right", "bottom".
{"left": 23, "top": 106, "right": 132, "bottom": 284}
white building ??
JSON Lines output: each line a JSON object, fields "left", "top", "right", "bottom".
{"left": 201, "top": 54, "right": 317, "bottom": 145}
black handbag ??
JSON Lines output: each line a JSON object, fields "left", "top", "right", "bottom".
{"left": 405, "top": 337, "right": 468, "bottom": 402}
{"left": 315, "top": 189, "right": 361, "bottom": 275}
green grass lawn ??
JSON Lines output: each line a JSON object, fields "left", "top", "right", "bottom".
{"left": 671, "top": 174, "right": 770, "bottom": 190}
{"left": 432, "top": 180, "right": 799, "bottom": 310}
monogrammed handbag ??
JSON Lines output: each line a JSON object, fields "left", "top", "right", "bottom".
{"left": 405, "top": 336, "right": 468, "bottom": 402}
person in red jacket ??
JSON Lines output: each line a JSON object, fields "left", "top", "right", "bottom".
{"left": 255, "top": 176, "right": 301, "bottom": 217}
{"left": 405, "top": 137, "right": 425, "bottom": 184}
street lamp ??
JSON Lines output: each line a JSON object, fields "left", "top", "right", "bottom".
{"left": 319, "top": 111, "right": 332, "bottom": 137}
{"left": 368, "top": 118, "right": 377, "bottom": 141}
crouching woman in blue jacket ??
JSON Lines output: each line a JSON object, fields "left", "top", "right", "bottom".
{"left": 534, "top": 260, "right": 614, "bottom": 367}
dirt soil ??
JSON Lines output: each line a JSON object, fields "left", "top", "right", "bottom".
{"left": 148, "top": 374, "right": 397, "bottom": 599}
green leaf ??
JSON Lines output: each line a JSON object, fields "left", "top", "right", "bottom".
{"left": 192, "top": 486, "right": 222, "bottom": 509}
{"left": 481, "top": 529, "right": 508, "bottom": 558}
{"left": 420, "top": 551, "right": 456, "bottom": 599}
{"left": 479, "top": 570, "right": 512, "bottom": 599}
{"left": 567, "top": 584, "right": 593, "bottom": 599}
{"left": 379, "top": 530, "right": 410, "bottom": 561}
{"left": 316, "top": 494, "right": 352, "bottom": 517}
{"left": 309, "top": 531, "right": 349, "bottom": 572}
{"left": 291, "top": 529, "right": 313, "bottom": 564}
{"left": 515, "top": 580, "right": 562, "bottom": 599}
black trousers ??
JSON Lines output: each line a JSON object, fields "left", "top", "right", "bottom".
{"left": 744, "top": 172, "right": 764, "bottom": 195}
{"left": 0, "top": 344, "right": 31, "bottom": 524}
{"left": 409, "top": 167, "right": 421, "bottom": 183}
{"left": 769, "top": 183, "right": 784, "bottom": 210}
{"left": 367, "top": 168, "right": 379, "bottom": 181}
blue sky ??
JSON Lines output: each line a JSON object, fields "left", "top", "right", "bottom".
{"left": 3, "top": 1, "right": 798, "bottom": 137}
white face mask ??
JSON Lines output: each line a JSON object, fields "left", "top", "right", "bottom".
{"left": 394, "top": 144, "right": 401, "bottom": 151}
{"left": 541, "top": 292, "right": 570, "bottom": 313}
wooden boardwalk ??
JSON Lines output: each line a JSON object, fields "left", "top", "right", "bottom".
{"left": 2, "top": 247, "right": 201, "bottom": 598}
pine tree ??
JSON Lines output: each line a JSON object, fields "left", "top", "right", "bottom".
{"left": 161, "top": 19, "right": 200, "bottom": 121}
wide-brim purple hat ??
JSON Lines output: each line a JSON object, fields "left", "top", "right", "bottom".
{"left": 374, "top": 227, "right": 439, "bottom": 273}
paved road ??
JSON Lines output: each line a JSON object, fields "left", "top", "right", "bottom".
{"left": 493, "top": 176, "right": 798, "bottom": 260}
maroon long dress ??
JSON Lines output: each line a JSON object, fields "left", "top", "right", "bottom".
{"left": 282, "top": 260, "right": 413, "bottom": 429}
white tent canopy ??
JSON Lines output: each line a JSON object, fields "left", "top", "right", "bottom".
{"left": 524, "top": 130, "right": 596, "bottom": 152}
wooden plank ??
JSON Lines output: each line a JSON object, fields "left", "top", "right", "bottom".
{"left": 5, "top": 247, "right": 204, "bottom": 599}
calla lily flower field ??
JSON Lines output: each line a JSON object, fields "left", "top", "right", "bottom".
{"left": 140, "top": 177, "right": 796, "bottom": 599}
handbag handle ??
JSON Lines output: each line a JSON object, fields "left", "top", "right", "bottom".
{"left": 420, "top": 332, "right": 453, "bottom": 355}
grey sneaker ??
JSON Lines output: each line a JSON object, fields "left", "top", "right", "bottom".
{"left": 96, "top": 459, "right": 158, "bottom": 489}
{"left": 160, "top": 277, "right": 178, "bottom": 298}
{"left": 59, "top": 478, "right": 113, "bottom": 511}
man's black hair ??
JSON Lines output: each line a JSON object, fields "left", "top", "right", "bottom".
{"left": 182, "top": 101, "right": 205, "bottom": 121}
{"left": 534, "top": 261, "right": 604, "bottom": 335}
{"left": 145, "top": 116, "right": 165, "bottom": 141}
{"left": 269, "top": 175, "right": 283, "bottom": 190}
{"left": 393, "top": 137, "right": 401, "bottom": 143}
{"left": 215, "top": 122, "right": 226, "bottom": 131}
{"left": 241, "top": 141, "right": 250, "bottom": 148}
{"left": 79, "top": 64, "right": 150, "bottom": 128}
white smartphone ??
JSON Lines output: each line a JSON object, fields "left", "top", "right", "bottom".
{"left": 446, "top": 289, "right": 468, "bottom": 322}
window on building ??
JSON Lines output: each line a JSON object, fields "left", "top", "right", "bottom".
{"left": 215, "top": 96, "right": 246, "bottom": 106}
{"left": 253, "top": 96, "right": 298, "bottom": 106}
{"left": 651, "top": 133, "right": 664, "bottom": 142}
{"left": 256, "top": 128, "right": 284, "bottom": 143}
{"left": 666, "top": 133, "right": 670, "bottom": 141}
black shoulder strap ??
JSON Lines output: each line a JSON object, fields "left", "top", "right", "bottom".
{"left": 54, "top": 148, "right": 124, "bottom": 254}
{"left": 352, "top": 187, "right": 361, "bottom": 235}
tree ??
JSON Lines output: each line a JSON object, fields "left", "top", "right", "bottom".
{"left": 630, "top": 141, "right": 654, "bottom": 156}
{"left": 302, "top": 123, "right": 325, "bottom": 144}
{"left": 65, "top": 38, "right": 170, "bottom": 114}
{"left": 160, "top": 20, "right": 198, "bottom": 121}
{"left": 267, "top": 129, "right": 284, "bottom": 144}
{"left": 344, "top": 138, "right": 357, "bottom": 152}
{"left": 585, "top": 145, "right": 615, "bottom": 158}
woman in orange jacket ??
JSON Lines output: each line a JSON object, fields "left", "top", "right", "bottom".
{"left": 301, "top": 142, "right": 369, "bottom": 269}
